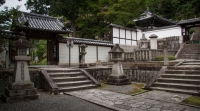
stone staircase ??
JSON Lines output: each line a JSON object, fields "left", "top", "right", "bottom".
{"left": 150, "top": 61, "right": 200, "bottom": 95}
{"left": 177, "top": 44, "right": 200, "bottom": 59}
{"left": 40, "top": 68, "right": 99, "bottom": 93}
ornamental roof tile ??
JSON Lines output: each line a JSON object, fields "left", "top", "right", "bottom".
{"left": 17, "top": 12, "right": 72, "bottom": 33}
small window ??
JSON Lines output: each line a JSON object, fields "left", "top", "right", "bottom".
{"left": 19, "top": 48, "right": 26, "bottom": 55}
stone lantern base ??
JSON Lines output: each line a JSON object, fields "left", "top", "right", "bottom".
{"left": 79, "top": 63, "right": 88, "bottom": 68}
{"left": 1, "top": 81, "right": 39, "bottom": 103}
{"left": 1, "top": 56, "right": 39, "bottom": 103}
{"left": 106, "top": 62, "right": 131, "bottom": 85}
{"left": 106, "top": 75, "right": 131, "bottom": 85}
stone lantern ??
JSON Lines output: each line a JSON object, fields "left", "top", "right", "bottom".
{"left": 2, "top": 32, "right": 39, "bottom": 103}
{"left": 79, "top": 44, "right": 88, "bottom": 68}
{"left": 106, "top": 44, "right": 130, "bottom": 85}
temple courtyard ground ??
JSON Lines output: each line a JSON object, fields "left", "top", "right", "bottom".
{"left": 1, "top": 83, "right": 200, "bottom": 111}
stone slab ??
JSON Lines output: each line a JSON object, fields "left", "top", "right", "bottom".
{"left": 5, "top": 88, "right": 37, "bottom": 97}
{"left": 8, "top": 81, "right": 34, "bottom": 90}
{"left": 1, "top": 93, "right": 39, "bottom": 103}
{"left": 65, "top": 89, "right": 200, "bottom": 111}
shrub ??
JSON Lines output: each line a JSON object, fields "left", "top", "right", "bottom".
{"left": 155, "top": 56, "right": 164, "bottom": 61}
{"left": 154, "top": 55, "right": 176, "bottom": 61}
{"left": 40, "top": 58, "right": 47, "bottom": 65}
{"left": 168, "top": 55, "right": 176, "bottom": 60}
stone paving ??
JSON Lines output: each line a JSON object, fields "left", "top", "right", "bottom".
{"left": 65, "top": 89, "right": 200, "bottom": 111}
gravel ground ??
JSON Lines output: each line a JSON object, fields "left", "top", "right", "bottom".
{"left": 101, "top": 82, "right": 144, "bottom": 94}
{"left": 0, "top": 90, "right": 113, "bottom": 111}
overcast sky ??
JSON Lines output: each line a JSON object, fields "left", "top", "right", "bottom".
{"left": 0, "top": 0, "right": 29, "bottom": 12}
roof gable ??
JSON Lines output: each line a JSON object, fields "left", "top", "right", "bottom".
{"left": 16, "top": 12, "right": 72, "bottom": 33}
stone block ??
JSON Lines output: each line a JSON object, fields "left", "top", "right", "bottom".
{"left": 5, "top": 88, "right": 37, "bottom": 97}
{"left": 1, "top": 93, "right": 39, "bottom": 103}
{"left": 8, "top": 81, "right": 34, "bottom": 90}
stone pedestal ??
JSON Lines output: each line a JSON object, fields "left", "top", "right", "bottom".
{"left": 106, "top": 62, "right": 130, "bottom": 85}
{"left": 1, "top": 56, "right": 39, "bottom": 103}
{"left": 149, "top": 34, "right": 158, "bottom": 49}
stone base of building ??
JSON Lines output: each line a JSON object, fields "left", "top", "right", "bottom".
{"left": 106, "top": 75, "right": 131, "bottom": 85}
{"left": 1, "top": 81, "right": 39, "bottom": 103}
{"left": 79, "top": 64, "right": 88, "bottom": 68}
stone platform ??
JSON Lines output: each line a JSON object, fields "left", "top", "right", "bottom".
{"left": 65, "top": 89, "right": 200, "bottom": 111}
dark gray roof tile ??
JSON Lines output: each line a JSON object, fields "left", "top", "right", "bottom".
{"left": 58, "top": 36, "right": 113, "bottom": 47}
{"left": 17, "top": 12, "right": 72, "bottom": 33}
{"left": 178, "top": 17, "right": 200, "bottom": 25}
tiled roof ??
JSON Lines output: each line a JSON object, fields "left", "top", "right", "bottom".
{"left": 134, "top": 10, "right": 176, "bottom": 26}
{"left": 143, "top": 25, "right": 179, "bottom": 32}
{"left": 58, "top": 36, "right": 113, "bottom": 46}
{"left": 17, "top": 12, "right": 72, "bottom": 33}
{"left": 108, "top": 23, "right": 137, "bottom": 31}
{"left": 178, "top": 17, "right": 200, "bottom": 25}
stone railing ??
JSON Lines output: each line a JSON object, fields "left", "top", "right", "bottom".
{"left": 85, "top": 67, "right": 160, "bottom": 84}
{"left": 124, "top": 49, "right": 177, "bottom": 61}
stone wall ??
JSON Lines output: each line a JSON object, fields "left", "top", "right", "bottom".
{"left": 138, "top": 36, "right": 181, "bottom": 50}
{"left": 0, "top": 65, "right": 163, "bottom": 93}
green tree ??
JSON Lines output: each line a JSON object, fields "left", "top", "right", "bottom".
{"left": 25, "top": 0, "right": 50, "bottom": 14}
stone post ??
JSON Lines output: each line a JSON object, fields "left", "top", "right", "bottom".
{"left": 149, "top": 34, "right": 158, "bottom": 49}
{"left": 0, "top": 42, "right": 4, "bottom": 68}
{"left": 79, "top": 44, "right": 88, "bottom": 68}
{"left": 1, "top": 32, "right": 39, "bottom": 103}
{"left": 164, "top": 45, "right": 169, "bottom": 66}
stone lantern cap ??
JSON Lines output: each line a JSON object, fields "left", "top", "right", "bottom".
{"left": 149, "top": 34, "right": 158, "bottom": 38}
{"left": 12, "top": 32, "right": 34, "bottom": 48}
{"left": 78, "top": 44, "right": 88, "bottom": 47}
{"left": 108, "top": 44, "right": 124, "bottom": 53}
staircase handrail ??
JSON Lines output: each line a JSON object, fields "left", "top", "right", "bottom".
{"left": 145, "top": 66, "right": 167, "bottom": 89}
{"left": 80, "top": 69, "right": 100, "bottom": 86}
{"left": 40, "top": 70, "right": 59, "bottom": 93}
{"left": 175, "top": 43, "right": 186, "bottom": 58}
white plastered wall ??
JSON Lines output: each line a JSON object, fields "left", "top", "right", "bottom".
{"left": 59, "top": 43, "right": 79, "bottom": 64}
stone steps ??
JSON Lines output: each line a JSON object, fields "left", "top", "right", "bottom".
{"left": 165, "top": 70, "right": 200, "bottom": 74}
{"left": 150, "top": 61, "right": 200, "bottom": 95}
{"left": 49, "top": 72, "right": 83, "bottom": 77}
{"left": 177, "top": 44, "right": 200, "bottom": 59}
{"left": 59, "top": 84, "right": 97, "bottom": 92}
{"left": 153, "top": 82, "right": 200, "bottom": 90}
{"left": 44, "top": 69, "right": 98, "bottom": 92}
{"left": 161, "top": 74, "right": 200, "bottom": 79}
{"left": 56, "top": 80, "right": 93, "bottom": 87}
{"left": 157, "top": 78, "right": 200, "bottom": 85}
{"left": 150, "top": 87, "right": 199, "bottom": 95}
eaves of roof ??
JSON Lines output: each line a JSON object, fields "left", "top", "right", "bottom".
{"left": 108, "top": 23, "right": 136, "bottom": 31}
{"left": 58, "top": 36, "right": 113, "bottom": 47}
{"left": 178, "top": 17, "right": 200, "bottom": 25}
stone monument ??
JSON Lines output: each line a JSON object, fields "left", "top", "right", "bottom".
{"left": 149, "top": 34, "right": 158, "bottom": 49}
{"left": 1, "top": 32, "right": 39, "bottom": 103}
{"left": 79, "top": 44, "right": 88, "bottom": 68}
{"left": 106, "top": 44, "right": 130, "bottom": 85}
{"left": 140, "top": 33, "right": 148, "bottom": 49}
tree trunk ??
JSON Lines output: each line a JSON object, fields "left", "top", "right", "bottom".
{"left": 71, "top": 19, "right": 76, "bottom": 37}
